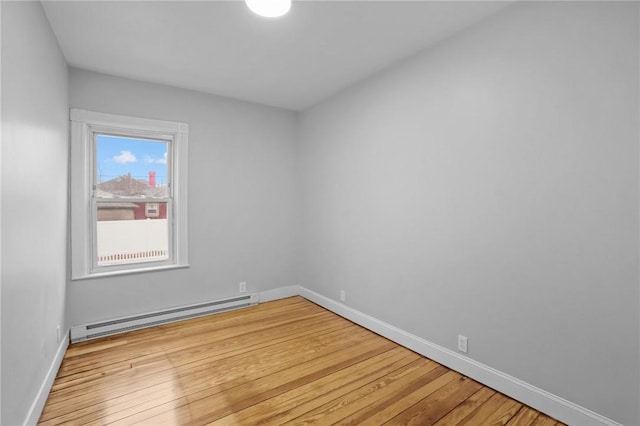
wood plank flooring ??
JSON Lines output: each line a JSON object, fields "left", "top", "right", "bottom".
{"left": 39, "top": 297, "right": 564, "bottom": 425}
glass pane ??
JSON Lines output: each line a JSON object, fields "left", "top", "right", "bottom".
{"left": 96, "top": 201, "right": 169, "bottom": 266}
{"left": 96, "top": 134, "right": 169, "bottom": 198}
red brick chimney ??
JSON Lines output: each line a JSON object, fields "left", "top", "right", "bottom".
{"left": 149, "top": 171, "right": 156, "bottom": 187}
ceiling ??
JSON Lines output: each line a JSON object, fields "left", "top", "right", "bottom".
{"left": 43, "top": 1, "right": 509, "bottom": 111}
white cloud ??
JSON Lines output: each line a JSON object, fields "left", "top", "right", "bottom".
{"left": 113, "top": 150, "right": 137, "bottom": 164}
{"left": 157, "top": 152, "right": 167, "bottom": 165}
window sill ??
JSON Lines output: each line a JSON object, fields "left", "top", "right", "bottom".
{"left": 71, "top": 263, "right": 190, "bottom": 281}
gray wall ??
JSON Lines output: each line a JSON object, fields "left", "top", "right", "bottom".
{"left": 3, "top": 2, "right": 637, "bottom": 424}
{"left": 1, "top": 2, "right": 69, "bottom": 425}
{"left": 298, "top": 2, "right": 639, "bottom": 424}
{"left": 67, "top": 69, "right": 298, "bottom": 327}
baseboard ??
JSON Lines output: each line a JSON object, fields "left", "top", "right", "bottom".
{"left": 71, "top": 294, "right": 258, "bottom": 343}
{"left": 298, "top": 286, "right": 622, "bottom": 426}
{"left": 258, "top": 285, "right": 301, "bottom": 303}
{"left": 24, "top": 332, "right": 69, "bottom": 426}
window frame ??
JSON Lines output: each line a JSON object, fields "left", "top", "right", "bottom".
{"left": 70, "top": 108, "right": 189, "bottom": 279}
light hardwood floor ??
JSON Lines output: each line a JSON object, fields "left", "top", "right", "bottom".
{"left": 39, "top": 296, "right": 564, "bottom": 425}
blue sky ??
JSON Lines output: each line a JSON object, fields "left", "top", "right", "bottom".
{"left": 96, "top": 135, "right": 168, "bottom": 186}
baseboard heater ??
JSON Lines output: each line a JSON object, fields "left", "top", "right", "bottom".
{"left": 70, "top": 294, "right": 259, "bottom": 343}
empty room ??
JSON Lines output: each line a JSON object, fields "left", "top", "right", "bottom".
{"left": 1, "top": 0, "right": 639, "bottom": 425}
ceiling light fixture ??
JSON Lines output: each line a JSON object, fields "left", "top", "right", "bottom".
{"left": 245, "top": 0, "right": 291, "bottom": 18}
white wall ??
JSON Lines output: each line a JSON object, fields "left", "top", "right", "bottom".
{"left": 96, "top": 219, "right": 169, "bottom": 265}
{"left": 67, "top": 69, "right": 298, "bottom": 327}
{"left": 298, "top": 2, "right": 639, "bottom": 425}
{"left": 1, "top": 2, "right": 69, "bottom": 425}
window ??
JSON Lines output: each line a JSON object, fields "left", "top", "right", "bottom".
{"left": 71, "top": 109, "right": 188, "bottom": 279}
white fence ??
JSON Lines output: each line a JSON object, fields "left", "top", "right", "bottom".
{"left": 97, "top": 219, "right": 168, "bottom": 266}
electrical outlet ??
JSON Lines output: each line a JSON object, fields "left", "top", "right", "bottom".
{"left": 56, "top": 325, "right": 61, "bottom": 343}
{"left": 458, "top": 335, "right": 468, "bottom": 353}
{"left": 339, "top": 290, "right": 346, "bottom": 302}
{"left": 239, "top": 281, "right": 247, "bottom": 293}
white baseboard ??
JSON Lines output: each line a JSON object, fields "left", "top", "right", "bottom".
{"left": 24, "top": 332, "right": 69, "bottom": 426}
{"left": 258, "top": 285, "right": 301, "bottom": 303}
{"left": 298, "top": 286, "right": 622, "bottom": 426}
{"left": 71, "top": 294, "right": 258, "bottom": 343}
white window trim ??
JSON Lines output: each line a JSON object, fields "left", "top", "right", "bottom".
{"left": 70, "top": 108, "right": 189, "bottom": 280}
